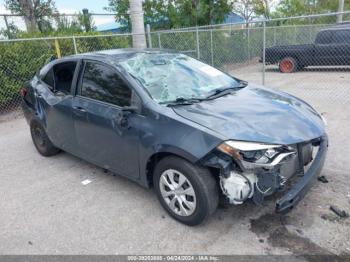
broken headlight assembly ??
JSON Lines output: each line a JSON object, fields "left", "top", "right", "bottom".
{"left": 216, "top": 140, "right": 297, "bottom": 205}
{"left": 218, "top": 140, "right": 296, "bottom": 170}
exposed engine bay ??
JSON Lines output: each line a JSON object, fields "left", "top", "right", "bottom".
{"left": 203, "top": 138, "right": 321, "bottom": 207}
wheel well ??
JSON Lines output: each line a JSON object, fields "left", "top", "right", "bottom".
{"left": 146, "top": 152, "right": 176, "bottom": 187}
{"left": 147, "top": 152, "right": 204, "bottom": 187}
{"left": 29, "top": 119, "right": 43, "bottom": 129}
{"left": 145, "top": 152, "right": 222, "bottom": 188}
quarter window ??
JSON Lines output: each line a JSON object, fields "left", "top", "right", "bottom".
{"left": 42, "top": 68, "right": 55, "bottom": 90}
{"left": 81, "top": 62, "right": 132, "bottom": 107}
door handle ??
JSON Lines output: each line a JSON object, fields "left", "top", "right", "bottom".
{"left": 73, "top": 106, "right": 86, "bottom": 113}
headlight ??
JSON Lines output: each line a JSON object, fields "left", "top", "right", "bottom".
{"left": 218, "top": 140, "right": 296, "bottom": 170}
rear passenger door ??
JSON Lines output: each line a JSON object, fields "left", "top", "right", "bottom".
{"left": 38, "top": 60, "right": 79, "bottom": 154}
{"left": 72, "top": 60, "right": 141, "bottom": 179}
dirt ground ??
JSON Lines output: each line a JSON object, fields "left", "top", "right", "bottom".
{"left": 0, "top": 63, "right": 349, "bottom": 257}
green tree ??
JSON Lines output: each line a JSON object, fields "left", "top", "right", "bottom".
{"left": 273, "top": 0, "right": 350, "bottom": 18}
{"left": 105, "top": 0, "right": 232, "bottom": 30}
{"left": 55, "top": 16, "right": 84, "bottom": 34}
{"left": 4, "top": 0, "right": 57, "bottom": 32}
{"left": 232, "top": 0, "right": 273, "bottom": 22}
{"left": 0, "top": 21, "right": 20, "bottom": 38}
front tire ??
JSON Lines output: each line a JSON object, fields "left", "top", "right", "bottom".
{"left": 153, "top": 156, "right": 219, "bottom": 226}
{"left": 30, "top": 121, "right": 60, "bottom": 157}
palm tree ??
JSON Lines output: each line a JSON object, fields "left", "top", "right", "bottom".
{"left": 130, "top": 0, "right": 146, "bottom": 48}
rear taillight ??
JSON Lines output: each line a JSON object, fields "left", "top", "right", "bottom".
{"left": 20, "top": 87, "right": 28, "bottom": 97}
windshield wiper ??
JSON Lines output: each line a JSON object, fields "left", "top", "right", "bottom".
{"left": 162, "top": 97, "right": 203, "bottom": 106}
{"left": 204, "top": 81, "right": 248, "bottom": 100}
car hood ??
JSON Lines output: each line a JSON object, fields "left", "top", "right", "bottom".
{"left": 172, "top": 84, "right": 325, "bottom": 145}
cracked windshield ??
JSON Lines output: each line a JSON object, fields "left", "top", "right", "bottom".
{"left": 119, "top": 53, "right": 239, "bottom": 104}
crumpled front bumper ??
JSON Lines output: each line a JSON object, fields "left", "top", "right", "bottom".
{"left": 275, "top": 135, "right": 328, "bottom": 214}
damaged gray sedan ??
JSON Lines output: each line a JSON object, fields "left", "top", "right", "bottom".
{"left": 21, "top": 49, "right": 328, "bottom": 226}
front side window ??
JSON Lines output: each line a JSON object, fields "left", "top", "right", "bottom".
{"left": 333, "top": 30, "right": 350, "bottom": 44}
{"left": 81, "top": 62, "right": 132, "bottom": 107}
{"left": 119, "top": 53, "right": 239, "bottom": 104}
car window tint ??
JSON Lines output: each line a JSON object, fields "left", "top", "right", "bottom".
{"left": 315, "top": 31, "right": 333, "bottom": 44}
{"left": 42, "top": 68, "right": 55, "bottom": 89}
{"left": 333, "top": 30, "right": 350, "bottom": 44}
{"left": 81, "top": 62, "right": 131, "bottom": 107}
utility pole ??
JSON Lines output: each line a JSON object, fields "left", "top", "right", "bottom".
{"left": 129, "top": 0, "right": 146, "bottom": 48}
{"left": 337, "top": 0, "right": 344, "bottom": 23}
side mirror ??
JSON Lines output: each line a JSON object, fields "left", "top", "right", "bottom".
{"left": 117, "top": 105, "right": 139, "bottom": 128}
{"left": 121, "top": 105, "right": 138, "bottom": 113}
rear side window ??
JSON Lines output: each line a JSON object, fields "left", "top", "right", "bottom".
{"left": 81, "top": 62, "right": 132, "bottom": 107}
{"left": 333, "top": 30, "right": 350, "bottom": 44}
{"left": 41, "top": 61, "right": 77, "bottom": 95}
{"left": 315, "top": 31, "right": 333, "bottom": 44}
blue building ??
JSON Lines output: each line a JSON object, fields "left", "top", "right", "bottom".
{"left": 224, "top": 12, "right": 245, "bottom": 24}
{"left": 96, "top": 21, "right": 125, "bottom": 33}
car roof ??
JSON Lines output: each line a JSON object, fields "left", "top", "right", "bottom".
{"left": 64, "top": 48, "right": 176, "bottom": 64}
{"left": 321, "top": 23, "right": 350, "bottom": 32}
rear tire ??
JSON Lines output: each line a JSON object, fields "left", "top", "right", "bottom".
{"left": 153, "top": 156, "right": 219, "bottom": 226}
{"left": 30, "top": 121, "right": 60, "bottom": 157}
{"left": 279, "top": 57, "right": 298, "bottom": 73}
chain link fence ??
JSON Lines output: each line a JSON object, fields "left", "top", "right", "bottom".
{"left": 0, "top": 11, "right": 350, "bottom": 121}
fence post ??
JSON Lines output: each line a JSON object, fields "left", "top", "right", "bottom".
{"left": 157, "top": 32, "right": 162, "bottom": 48}
{"left": 146, "top": 24, "right": 152, "bottom": 48}
{"left": 247, "top": 26, "right": 250, "bottom": 62}
{"left": 3, "top": 15, "right": 11, "bottom": 39}
{"left": 196, "top": 27, "right": 200, "bottom": 59}
{"left": 262, "top": 21, "right": 266, "bottom": 85}
{"left": 210, "top": 29, "right": 214, "bottom": 66}
{"left": 273, "top": 26, "right": 276, "bottom": 45}
{"left": 72, "top": 36, "right": 78, "bottom": 54}
{"left": 54, "top": 38, "right": 61, "bottom": 58}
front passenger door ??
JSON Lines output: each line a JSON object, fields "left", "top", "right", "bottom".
{"left": 72, "top": 61, "right": 141, "bottom": 179}
{"left": 314, "top": 31, "right": 335, "bottom": 65}
{"left": 332, "top": 30, "right": 350, "bottom": 65}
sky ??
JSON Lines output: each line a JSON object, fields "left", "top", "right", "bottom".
{"left": 0, "top": 0, "right": 110, "bottom": 13}
{"left": 0, "top": 0, "right": 114, "bottom": 27}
